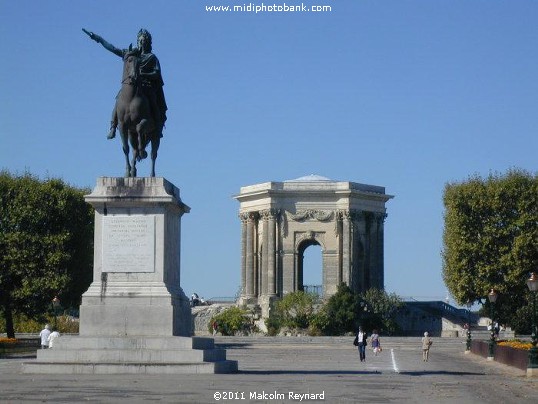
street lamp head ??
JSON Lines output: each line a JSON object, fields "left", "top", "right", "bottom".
{"left": 488, "top": 289, "right": 498, "bottom": 303}
{"left": 526, "top": 273, "right": 538, "bottom": 293}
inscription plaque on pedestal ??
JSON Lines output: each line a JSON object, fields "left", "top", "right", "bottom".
{"left": 102, "top": 215, "right": 155, "bottom": 273}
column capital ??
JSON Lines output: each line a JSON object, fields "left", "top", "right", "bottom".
{"left": 239, "top": 211, "right": 259, "bottom": 222}
{"left": 260, "top": 208, "right": 280, "bottom": 220}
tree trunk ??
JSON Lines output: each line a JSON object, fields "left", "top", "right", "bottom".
{"left": 3, "top": 303, "right": 15, "bottom": 338}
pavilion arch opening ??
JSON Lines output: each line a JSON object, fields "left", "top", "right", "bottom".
{"left": 298, "top": 240, "right": 323, "bottom": 296}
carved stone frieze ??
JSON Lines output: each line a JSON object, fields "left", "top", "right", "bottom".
{"left": 288, "top": 209, "right": 334, "bottom": 222}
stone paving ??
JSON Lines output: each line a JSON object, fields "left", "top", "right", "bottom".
{"left": 1, "top": 336, "right": 537, "bottom": 403}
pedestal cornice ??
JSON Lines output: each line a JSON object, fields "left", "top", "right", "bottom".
{"left": 85, "top": 177, "right": 190, "bottom": 213}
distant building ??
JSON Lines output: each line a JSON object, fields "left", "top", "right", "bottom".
{"left": 234, "top": 175, "right": 393, "bottom": 318}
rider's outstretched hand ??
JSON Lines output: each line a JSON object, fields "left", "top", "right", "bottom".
{"left": 82, "top": 28, "right": 100, "bottom": 43}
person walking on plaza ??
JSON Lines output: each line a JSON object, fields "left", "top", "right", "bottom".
{"left": 370, "top": 329, "right": 382, "bottom": 356}
{"left": 47, "top": 329, "right": 61, "bottom": 349}
{"left": 39, "top": 324, "right": 51, "bottom": 349}
{"left": 421, "top": 331, "right": 433, "bottom": 362}
{"left": 356, "top": 326, "right": 368, "bottom": 362}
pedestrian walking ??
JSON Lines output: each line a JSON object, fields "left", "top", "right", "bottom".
{"left": 370, "top": 329, "right": 382, "bottom": 356}
{"left": 421, "top": 331, "right": 433, "bottom": 362}
{"left": 39, "top": 324, "right": 51, "bottom": 349}
{"left": 355, "top": 326, "right": 368, "bottom": 362}
{"left": 47, "top": 329, "right": 61, "bottom": 349}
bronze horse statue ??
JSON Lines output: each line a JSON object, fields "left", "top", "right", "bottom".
{"left": 115, "top": 50, "right": 160, "bottom": 177}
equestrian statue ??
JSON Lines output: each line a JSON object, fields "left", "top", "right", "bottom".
{"left": 83, "top": 28, "right": 168, "bottom": 177}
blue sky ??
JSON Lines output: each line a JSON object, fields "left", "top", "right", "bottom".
{"left": 2, "top": 1, "right": 537, "bottom": 305}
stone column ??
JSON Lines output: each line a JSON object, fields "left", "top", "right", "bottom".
{"left": 372, "top": 212, "right": 386, "bottom": 289}
{"left": 260, "top": 212, "right": 268, "bottom": 295}
{"left": 245, "top": 212, "right": 256, "bottom": 298}
{"left": 267, "top": 209, "right": 277, "bottom": 296}
{"left": 354, "top": 211, "right": 367, "bottom": 293}
{"left": 239, "top": 213, "right": 248, "bottom": 297}
{"left": 341, "top": 210, "right": 351, "bottom": 285}
{"left": 336, "top": 212, "right": 343, "bottom": 286}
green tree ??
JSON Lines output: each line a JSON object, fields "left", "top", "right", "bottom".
{"left": 0, "top": 172, "right": 94, "bottom": 337}
{"left": 359, "top": 288, "right": 403, "bottom": 335}
{"left": 442, "top": 169, "right": 538, "bottom": 326}
{"left": 320, "top": 285, "right": 403, "bottom": 335}
{"left": 321, "top": 283, "right": 360, "bottom": 335}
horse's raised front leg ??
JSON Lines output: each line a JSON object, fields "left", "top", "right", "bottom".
{"left": 136, "top": 119, "right": 149, "bottom": 161}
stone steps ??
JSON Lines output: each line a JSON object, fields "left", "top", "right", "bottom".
{"left": 45, "top": 335, "right": 216, "bottom": 350}
{"left": 23, "top": 360, "right": 237, "bottom": 374}
{"left": 22, "top": 336, "right": 238, "bottom": 375}
{"left": 36, "top": 348, "right": 227, "bottom": 363}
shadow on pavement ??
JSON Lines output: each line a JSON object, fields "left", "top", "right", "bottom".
{"left": 240, "top": 370, "right": 382, "bottom": 375}
{"left": 215, "top": 343, "right": 253, "bottom": 349}
{"left": 399, "top": 371, "right": 485, "bottom": 376}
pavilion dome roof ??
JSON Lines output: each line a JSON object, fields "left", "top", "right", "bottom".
{"left": 285, "top": 174, "right": 333, "bottom": 182}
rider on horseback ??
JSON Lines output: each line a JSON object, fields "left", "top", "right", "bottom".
{"left": 84, "top": 29, "right": 167, "bottom": 146}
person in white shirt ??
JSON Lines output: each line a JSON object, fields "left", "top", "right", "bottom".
{"left": 48, "top": 329, "right": 61, "bottom": 349}
{"left": 356, "top": 327, "right": 368, "bottom": 362}
{"left": 39, "top": 324, "right": 51, "bottom": 349}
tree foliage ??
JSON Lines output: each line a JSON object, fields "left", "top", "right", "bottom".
{"left": 266, "top": 285, "right": 404, "bottom": 336}
{"left": 321, "top": 283, "right": 360, "bottom": 335}
{"left": 0, "top": 171, "right": 94, "bottom": 337}
{"left": 442, "top": 169, "right": 538, "bottom": 326}
{"left": 359, "top": 288, "right": 403, "bottom": 335}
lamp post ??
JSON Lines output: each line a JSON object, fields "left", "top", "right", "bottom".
{"left": 487, "top": 289, "right": 498, "bottom": 360}
{"left": 526, "top": 273, "right": 538, "bottom": 377}
{"left": 52, "top": 296, "right": 61, "bottom": 330}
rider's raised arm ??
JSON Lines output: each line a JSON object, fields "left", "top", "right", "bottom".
{"left": 83, "top": 29, "right": 123, "bottom": 58}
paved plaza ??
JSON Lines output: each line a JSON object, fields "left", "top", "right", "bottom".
{"left": 1, "top": 336, "right": 537, "bottom": 403}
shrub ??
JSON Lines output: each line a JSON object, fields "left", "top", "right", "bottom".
{"left": 497, "top": 340, "right": 533, "bottom": 350}
{"left": 308, "top": 307, "right": 330, "bottom": 336}
{"left": 209, "top": 307, "right": 254, "bottom": 336}
{"left": 273, "top": 291, "right": 318, "bottom": 330}
{"left": 0, "top": 313, "right": 79, "bottom": 334}
{"left": 264, "top": 312, "right": 282, "bottom": 336}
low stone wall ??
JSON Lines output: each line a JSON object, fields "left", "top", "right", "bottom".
{"left": 494, "top": 344, "right": 528, "bottom": 370}
{"left": 0, "top": 337, "right": 39, "bottom": 358}
{"left": 471, "top": 340, "right": 528, "bottom": 370}
{"left": 471, "top": 339, "right": 490, "bottom": 358}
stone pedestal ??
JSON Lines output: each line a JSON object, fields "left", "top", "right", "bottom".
{"left": 23, "top": 177, "right": 237, "bottom": 374}
{"left": 80, "top": 177, "right": 191, "bottom": 337}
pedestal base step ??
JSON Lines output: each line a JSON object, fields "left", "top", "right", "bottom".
{"left": 23, "top": 360, "right": 238, "bottom": 374}
{"left": 22, "top": 335, "right": 238, "bottom": 374}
